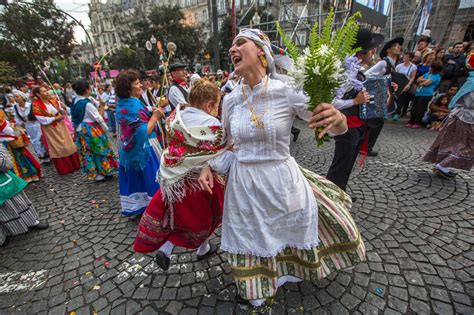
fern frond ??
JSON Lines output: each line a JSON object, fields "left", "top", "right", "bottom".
{"left": 322, "top": 8, "right": 334, "bottom": 45}
{"left": 276, "top": 21, "right": 300, "bottom": 61}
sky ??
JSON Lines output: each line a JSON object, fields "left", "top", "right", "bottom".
{"left": 55, "top": 0, "right": 91, "bottom": 43}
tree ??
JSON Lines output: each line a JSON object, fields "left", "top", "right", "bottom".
{"left": 0, "top": 2, "right": 76, "bottom": 74}
{"left": 129, "top": 5, "right": 204, "bottom": 64}
{"left": 0, "top": 61, "right": 18, "bottom": 85}
{"left": 108, "top": 47, "right": 143, "bottom": 70}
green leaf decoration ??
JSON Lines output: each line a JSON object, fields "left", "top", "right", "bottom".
{"left": 275, "top": 21, "right": 300, "bottom": 61}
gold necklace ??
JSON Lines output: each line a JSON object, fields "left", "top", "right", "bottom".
{"left": 241, "top": 77, "right": 269, "bottom": 129}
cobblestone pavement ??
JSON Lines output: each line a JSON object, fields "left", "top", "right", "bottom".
{"left": 0, "top": 119, "right": 473, "bottom": 315}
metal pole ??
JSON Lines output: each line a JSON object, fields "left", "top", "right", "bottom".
{"left": 211, "top": 0, "right": 220, "bottom": 72}
{"left": 390, "top": 0, "right": 393, "bottom": 39}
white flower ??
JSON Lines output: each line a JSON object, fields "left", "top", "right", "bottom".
{"left": 318, "top": 44, "right": 330, "bottom": 56}
{"left": 334, "top": 59, "right": 342, "bottom": 71}
{"left": 287, "top": 55, "right": 307, "bottom": 91}
{"left": 313, "top": 65, "right": 320, "bottom": 76}
{"left": 303, "top": 47, "right": 310, "bottom": 56}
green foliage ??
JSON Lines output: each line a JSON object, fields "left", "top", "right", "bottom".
{"left": 0, "top": 3, "right": 76, "bottom": 74}
{"left": 275, "top": 22, "right": 300, "bottom": 61}
{"left": 0, "top": 61, "right": 18, "bottom": 85}
{"left": 276, "top": 9, "right": 362, "bottom": 146}
{"left": 108, "top": 47, "right": 142, "bottom": 70}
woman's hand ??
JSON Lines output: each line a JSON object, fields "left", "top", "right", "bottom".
{"left": 55, "top": 114, "right": 64, "bottom": 121}
{"left": 151, "top": 107, "right": 165, "bottom": 119}
{"left": 353, "top": 91, "right": 371, "bottom": 105}
{"left": 308, "top": 103, "right": 347, "bottom": 138}
{"left": 198, "top": 165, "right": 214, "bottom": 194}
{"left": 158, "top": 97, "right": 169, "bottom": 108}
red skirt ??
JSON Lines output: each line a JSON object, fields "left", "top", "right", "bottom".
{"left": 133, "top": 180, "right": 224, "bottom": 253}
{"left": 51, "top": 153, "right": 81, "bottom": 175}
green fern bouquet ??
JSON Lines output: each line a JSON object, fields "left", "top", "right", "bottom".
{"left": 276, "top": 9, "right": 361, "bottom": 146}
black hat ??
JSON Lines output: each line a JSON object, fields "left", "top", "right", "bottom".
{"left": 353, "top": 28, "right": 385, "bottom": 53}
{"left": 169, "top": 63, "right": 187, "bottom": 72}
{"left": 380, "top": 37, "right": 404, "bottom": 59}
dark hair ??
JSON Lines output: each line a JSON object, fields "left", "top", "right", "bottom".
{"left": 404, "top": 51, "right": 415, "bottom": 59}
{"left": 453, "top": 42, "right": 463, "bottom": 48}
{"left": 430, "top": 60, "right": 443, "bottom": 74}
{"left": 418, "top": 37, "right": 430, "bottom": 44}
{"left": 72, "top": 80, "right": 90, "bottom": 95}
{"left": 105, "top": 84, "right": 111, "bottom": 90}
{"left": 115, "top": 69, "right": 141, "bottom": 99}
{"left": 448, "top": 84, "right": 459, "bottom": 90}
{"left": 32, "top": 86, "right": 42, "bottom": 98}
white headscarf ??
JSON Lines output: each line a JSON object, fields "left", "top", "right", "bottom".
{"left": 12, "top": 89, "right": 29, "bottom": 101}
{"left": 235, "top": 28, "right": 287, "bottom": 81}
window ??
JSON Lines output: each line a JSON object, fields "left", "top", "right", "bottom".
{"left": 202, "top": 9, "right": 208, "bottom": 23}
{"left": 296, "top": 31, "right": 307, "bottom": 46}
{"left": 235, "top": 0, "right": 240, "bottom": 11}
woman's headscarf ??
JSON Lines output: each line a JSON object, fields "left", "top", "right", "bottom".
{"left": 12, "top": 90, "right": 29, "bottom": 101}
{"left": 234, "top": 28, "right": 288, "bottom": 81}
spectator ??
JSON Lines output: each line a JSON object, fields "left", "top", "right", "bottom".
{"left": 406, "top": 60, "right": 443, "bottom": 128}
{"left": 413, "top": 36, "right": 431, "bottom": 65}
{"left": 417, "top": 49, "right": 435, "bottom": 78}
{"left": 445, "top": 42, "right": 468, "bottom": 87}
{"left": 393, "top": 51, "right": 417, "bottom": 119}
{"left": 64, "top": 83, "right": 76, "bottom": 106}
{"left": 422, "top": 94, "right": 450, "bottom": 130}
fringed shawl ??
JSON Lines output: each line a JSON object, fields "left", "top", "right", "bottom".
{"left": 159, "top": 105, "right": 227, "bottom": 208}
{"left": 116, "top": 97, "right": 156, "bottom": 171}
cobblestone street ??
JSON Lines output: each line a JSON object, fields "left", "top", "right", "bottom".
{"left": 0, "top": 120, "right": 473, "bottom": 314}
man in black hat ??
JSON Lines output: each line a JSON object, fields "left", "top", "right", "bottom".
{"left": 139, "top": 74, "right": 156, "bottom": 109}
{"left": 167, "top": 63, "right": 190, "bottom": 114}
{"left": 326, "top": 28, "right": 384, "bottom": 192}
{"left": 364, "top": 36, "right": 403, "bottom": 157}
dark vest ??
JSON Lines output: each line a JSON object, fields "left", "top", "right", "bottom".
{"left": 340, "top": 71, "right": 366, "bottom": 117}
{"left": 168, "top": 82, "right": 189, "bottom": 110}
{"left": 14, "top": 104, "right": 36, "bottom": 122}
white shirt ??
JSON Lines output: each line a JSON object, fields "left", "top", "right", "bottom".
{"left": 74, "top": 96, "right": 106, "bottom": 131}
{"left": 167, "top": 84, "right": 190, "bottom": 112}
{"left": 365, "top": 56, "right": 397, "bottom": 78}
{"left": 35, "top": 103, "right": 59, "bottom": 125}
{"left": 13, "top": 102, "right": 37, "bottom": 127}
{"left": 396, "top": 62, "right": 416, "bottom": 79}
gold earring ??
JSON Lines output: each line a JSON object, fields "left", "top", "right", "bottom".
{"left": 259, "top": 55, "right": 268, "bottom": 68}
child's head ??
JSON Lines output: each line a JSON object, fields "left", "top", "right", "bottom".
{"left": 438, "top": 95, "right": 449, "bottom": 106}
{"left": 188, "top": 79, "right": 221, "bottom": 116}
{"left": 430, "top": 60, "right": 443, "bottom": 74}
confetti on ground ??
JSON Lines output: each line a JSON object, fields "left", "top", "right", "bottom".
{"left": 92, "top": 285, "right": 100, "bottom": 290}
{"left": 374, "top": 287, "right": 383, "bottom": 296}
{"left": 103, "top": 261, "right": 110, "bottom": 267}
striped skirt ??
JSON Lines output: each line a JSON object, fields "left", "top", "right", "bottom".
{"left": 0, "top": 191, "right": 38, "bottom": 246}
{"left": 225, "top": 167, "right": 366, "bottom": 300}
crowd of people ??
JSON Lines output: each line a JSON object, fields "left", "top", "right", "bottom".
{"left": 0, "top": 26, "right": 472, "bottom": 308}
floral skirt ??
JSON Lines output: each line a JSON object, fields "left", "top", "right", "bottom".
{"left": 133, "top": 179, "right": 224, "bottom": 252}
{"left": 76, "top": 122, "right": 118, "bottom": 178}
{"left": 7, "top": 145, "right": 41, "bottom": 183}
{"left": 423, "top": 116, "right": 474, "bottom": 171}
{"left": 226, "top": 167, "right": 366, "bottom": 300}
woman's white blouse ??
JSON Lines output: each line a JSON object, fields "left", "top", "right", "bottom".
{"left": 74, "top": 96, "right": 106, "bottom": 131}
{"left": 209, "top": 77, "right": 313, "bottom": 171}
{"left": 35, "top": 103, "right": 59, "bottom": 125}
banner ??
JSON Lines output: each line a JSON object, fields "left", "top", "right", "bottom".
{"left": 416, "top": 0, "right": 433, "bottom": 35}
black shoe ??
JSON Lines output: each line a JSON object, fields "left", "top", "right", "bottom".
{"left": 31, "top": 222, "right": 49, "bottom": 230}
{"left": 155, "top": 251, "right": 171, "bottom": 270}
{"left": 351, "top": 196, "right": 358, "bottom": 202}
{"left": 367, "top": 150, "right": 379, "bottom": 157}
{"left": 197, "top": 243, "right": 218, "bottom": 261}
{"left": 291, "top": 129, "right": 301, "bottom": 142}
{"left": 0, "top": 237, "right": 9, "bottom": 247}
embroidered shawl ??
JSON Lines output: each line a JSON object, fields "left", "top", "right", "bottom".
{"left": 32, "top": 99, "right": 61, "bottom": 127}
{"left": 116, "top": 97, "right": 156, "bottom": 171}
{"left": 159, "top": 104, "right": 227, "bottom": 207}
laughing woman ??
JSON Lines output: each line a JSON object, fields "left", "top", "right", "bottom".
{"left": 116, "top": 70, "right": 165, "bottom": 216}
{"left": 199, "top": 29, "right": 366, "bottom": 307}
{"left": 70, "top": 80, "right": 118, "bottom": 181}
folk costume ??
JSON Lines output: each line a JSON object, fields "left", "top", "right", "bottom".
{"left": 327, "top": 29, "right": 385, "bottom": 191}
{"left": 167, "top": 64, "right": 190, "bottom": 114}
{"left": 32, "top": 98, "right": 80, "bottom": 175}
{"left": 70, "top": 96, "right": 118, "bottom": 180}
{"left": 116, "top": 97, "right": 161, "bottom": 216}
{"left": 207, "top": 29, "right": 366, "bottom": 304}
{"left": 423, "top": 56, "right": 474, "bottom": 175}
{"left": 12, "top": 96, "right": 48, "bottom": 162}
{"left": 0, "top": 119, "right": 42, "bottom": 183}
{"left": 133, "top": 105, "right": 226, "bottom": 266}
{"left": 0, "top": 145, "right": 47, "bottom": 246}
